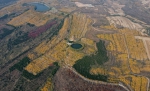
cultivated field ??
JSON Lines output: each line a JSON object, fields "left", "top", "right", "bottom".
{"left": 109, "top": 75, "right": 148, "bottom": 91}
{"left": 41, "top": 78, "right": 53, "bottom": 91}
{"left": 96, "top": 25, "right": 149, "bottom": 91}
{"left": 107, "top": 16, "right": 145, "bottom": 33}
{"left": 0, "top": 2, "right": 27, "bottom": 17}
{"left": 8, "top": 10, "right": 56, "bottom": 27}
{"left": 69, "top": 13, "right": 92, "bottom": 41}
{"left": 25, "top": 14, "right": 96, "bottom": 75}
{"left": 75, "top": 2, "right": 94, "bottom": 8}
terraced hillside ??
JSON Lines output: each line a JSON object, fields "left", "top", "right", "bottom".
{"left": 97, "top": 25, "right": 149, "bottom": 91}
{"left": 1, "top": 0, "right": 150, "bottom": 91}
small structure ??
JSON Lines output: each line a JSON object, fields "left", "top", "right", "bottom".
{"left": 67, "top": 40, "right": 74, "bottom": 45}
{"left": 67, "top": 36, "right": 74, "bottom": 45}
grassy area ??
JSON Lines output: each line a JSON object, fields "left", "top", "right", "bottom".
{"left": 9, "top": 57, "right": 30, "bottom": 72}
{"left": 12, "top": 33, "right": 29, "bottom": 45}
{"left": 12, "top": 62, "right": 60, "bottom": 91}
{"left": 53, "top": 18, "right": 65, "bottom": 35}
{"left": 0, "top": 14, "right": 9, "bottom": 20}
{"left": 26, "top": 23, "right": 35, "bottom": 27}
{"left": 0, "top": 28, "right": 15, "bottom": 40}
{"left": 22, "top": 62, "right": 60, "bottom": 80}
{"left": 22, "top": 70, "right": 42, "bottom": 80}
{"left": 0, "top": 13, "right": 16, "bottom": 20}
{"left": 73, "top": 40, "right": 108, "bottom": 81}
{"left": 10, "top": 61, "right": 60, "bottom": 80}
{"left": 51, "top": 62, "right": 60, "bottom": 76}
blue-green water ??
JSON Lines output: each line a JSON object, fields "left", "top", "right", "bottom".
{"left": 71, "top": 43, "right": 83, "bottom": 49}
{"left": 30, "top": 2, "right": 50, "bottom": 12}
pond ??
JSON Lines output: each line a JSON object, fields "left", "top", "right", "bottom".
{"left": 29, "top": 2, "right": 50, "bottom": 12}
{"left": 71, "top": 43, "right": 83, "bottom": 49}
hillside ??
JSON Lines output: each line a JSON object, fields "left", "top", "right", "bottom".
{"left": 0, "top": 0, "right": 150, "bottom": 91}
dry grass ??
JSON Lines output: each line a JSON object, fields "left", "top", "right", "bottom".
{"left": 34, "top": 41, "right": 50, "bottom": 55}
{"left": 124, "top": 32, "right": 147, "bottom": 60}
{"left": 8, "top": 10, "right": 55, "bottom": 27}
{"left": 69, "top": 13, "right": 92, "bottom": 41}
{"left": 108, "top": 75, "right": 148, "bottom": 91}
{"left": 27, "top": 53, "right": 36, "bottom": 60}
{"left": 90, "top": 67, "right": 106, "bottom": 75}
{"left": 81, "top": 38, "right": 95, "bottom": 46}
{"left": 108, "top": 67, "right": 122, "bottom": 77}
{"left": 97, "top": 33, "right": 127, "bottom": 53}
{"left": 129, "top": 59, "right": 140, "bottom": 73}
{"left": 0, "top": 2, "right": 25, "bottom": 17}
{"left": 41, "top": 78, "right": 53, "bottom": 91}
{"left": 58, "top": 7, "right": 76, "bottom": 13}
{"left": 25, "top": 55, "right": 55, "bottom": 75}
{"left": 81, "top": 38, "right": 96, "bottom": 54}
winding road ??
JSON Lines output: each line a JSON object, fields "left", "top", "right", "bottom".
{"left": 64, "top": 66, "right": 130, "bottom": 91}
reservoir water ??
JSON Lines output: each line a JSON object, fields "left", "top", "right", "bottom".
{"left": 29, "top": 2, "right": 50, "bottom": 12}
{"left": 71, "top": 43, "right": 83, "bottom": 49}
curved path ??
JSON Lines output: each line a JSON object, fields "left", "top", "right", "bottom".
{"left": 64, "top": 66, "right": 130, "bottom": 91}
